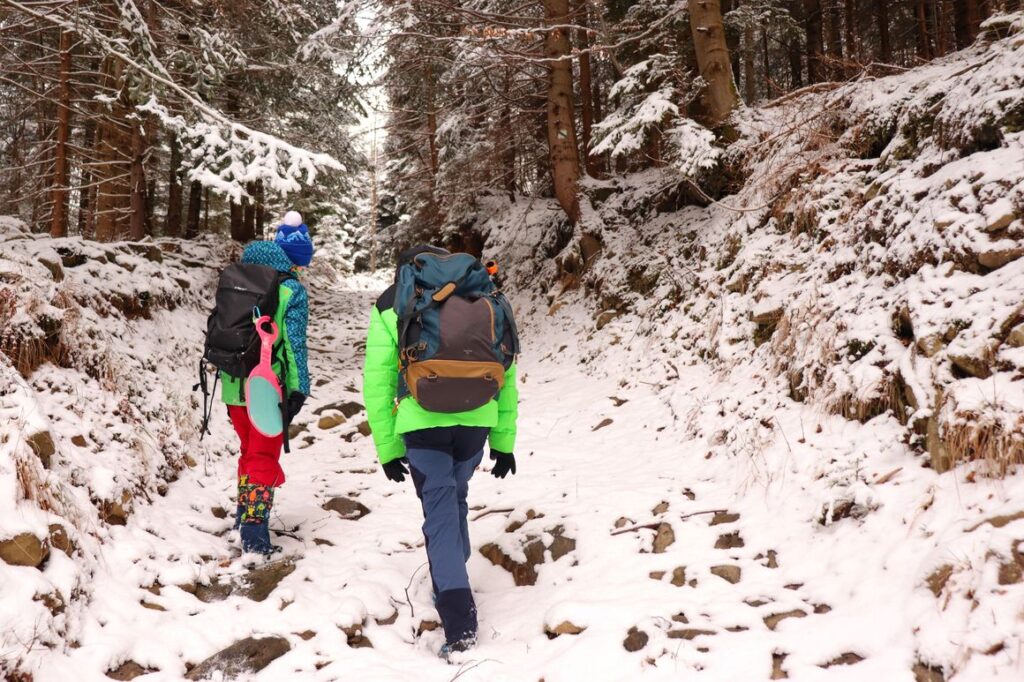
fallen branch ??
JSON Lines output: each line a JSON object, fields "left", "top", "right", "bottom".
{"left": 471, "top": 507, "right": 515, "bottom": 521}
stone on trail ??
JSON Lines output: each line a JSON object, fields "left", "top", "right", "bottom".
{"left": 670, "top": 566, "right": 687, "bottom": 586}
{"left": 322, "top": 497, "right": 371, "bottom": 520}
{"left": 652, "top": 523, "right": 675, "bottom": 553}
{"left": 710, "top": 564, "right": 741, "bottom": 584}
{"left": 771, "top": 653, "right": 789, "bottom": 679}
{"left": 715, "top": 532, "right": 744, "bottom": 549}
{"left": 317, "top": 414, "right": 346, "bottom": 430}
{"left": 106, "top": 661, "right": 153, "bottom": 680}
{"left": 709, "top": 511, "right": 740, "bottom": 526}
{"left": 821, "top": 653, "right": 865, "bottom": 668}
{"left": 185, "top": 636, "right": 290, "bottom": 680}
{"left": 668, "top": 628, "right": 715, "bottom": 640}
{"left": 623, "top": 626, "right": 649, "bottom": 652}
{"left": 913, "top": 662, "right": 946, "bottom": 682}
{"left": 193, "top": 560, "right": 296, "bottom": 603}
{"left": 48, "top": 524, "right": 74, "bottom": 554}
{"left": 480, "top": 525, "right": 576, "bottom": 586}
{"left": 356, "top": 421, "right": 372, "bottom": 437}
{"left": 0, "top": 532, "right": 49, "bottom": 568}
{"left": 764, "top": 609, "right": 807, "bottom": 630}
{"left": 313, "top": 400, "right": 364, "bottom": 418}
{"left": 546, "top": 620, "right": 586, "bottom": 637}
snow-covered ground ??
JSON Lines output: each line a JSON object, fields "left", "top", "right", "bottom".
{"left": 3, "top": 251, "right": 1023, "bottom": 681}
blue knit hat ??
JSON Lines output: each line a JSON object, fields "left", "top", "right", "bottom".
{"left": 275, "top": 211, "right": 314, "bottom": 267}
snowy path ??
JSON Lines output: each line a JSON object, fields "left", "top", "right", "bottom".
{"left": 35, "top": 278, "right": 1020, "bottom": 682}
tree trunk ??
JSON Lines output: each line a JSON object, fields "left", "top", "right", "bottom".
{"left": 576, "top": 0, "right": 597, "bottom": 177}
{"left": 50, "top": 29, "right": 72, "bottom": 238}
{"left": 825, "top": 0, "right": 844, "bottom": 78}
{"left": 762, "top": 31, "right": 773, "bottom": 95}
{"left": 243, "top": 182, "right": 256, "bottom": 239}
{"left": 804, "top": 0, "right": 826, "bottom": 82}
{"left": 875, "top": 0, "right": 892, "bottom": 62}
{"left": 229, "top": 199, "right": 245, "bottom": 242}
{"left": 916, "top": 0, "right": 934, "bottom": 60}
{"left": 165, "top": 135, "right": 183, "bottom": 237}
{"left": 544, "top": 0, "right": 581, "bottom": 224}
{"left": 93, "top": 57, "right": 131, "bottom": 242}
{"left": 932, "top": 0, "right": 948, "bottom": 57}
{"left": 743, "top": 26, "right": 756, "bottom": 103}
{"left": 254, "top": 180, "right": 266, "bottom": 236}
{"left": 953, "top": 0, "right": 981, "bottom": 48}
{"left": 844, "top": 0, "right": 858, "bottom": 67}
{"left": 720, "top": 0, "right": 742, "bottom": 95}
{"left": 788, "top": 0, "right": 805, "bottom": 88}
{"left": 77, "top": 115, "right": 97, "bottom": 238}
{"left": 129, "top": 119, "right": 147, "bottom": 241}
{"left": 185, "top": 180, "right": 202, "bottom": 238}
{"left": 690, "top": 0, "right": 740, "bottom": 127}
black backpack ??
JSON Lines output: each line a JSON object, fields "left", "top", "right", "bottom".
{"left": 195, "top": 263, "right": 293, "bottom": 439}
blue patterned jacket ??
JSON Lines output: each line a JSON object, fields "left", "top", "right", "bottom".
{"left": 220, "top": 241, "right": 311, "bottom": 403}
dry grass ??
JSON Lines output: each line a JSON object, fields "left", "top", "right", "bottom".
{"left": 944, "top": 411, "right": 1024, "bottom": 476}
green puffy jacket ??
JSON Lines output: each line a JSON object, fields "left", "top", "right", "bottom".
{"left": 362, "top": 285, "right": 519, "bottom": 464}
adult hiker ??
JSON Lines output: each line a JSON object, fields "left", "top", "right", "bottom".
{"left": 200, "top": 210, "right": 313, "bottom": 556}
{"left": 362, "top": 245, "right": 520, "bottom": 658}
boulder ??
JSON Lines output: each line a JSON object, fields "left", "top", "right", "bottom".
{"left": 949, "top": 351, "right": 992, "bottom": 379}
{"left": 357, "top": 421, "right": 372, "bottom": 437}
{"left": 916, "top": 334, "right": 945, "bottom": 358}
{"left": 1007, "top": 324, "right": 1024, "bottom": 348}
{"left": 71, "top": 434, "right": 88, "bottom": 447}
{"left": 26, "top": 430, "right": 56, "bottom": 468}
{"left": 977, "top": 247, "right": 1024, "bottom": 271}
{"left": 239, "top": 560, "right": 297, "bottom": 602}
{"left": 38, "top": 257, "right": 65, "bottom": 282}
{"left": 0, "top": 532, "right": 49, "bottom": 568}
{"left": 48, "top": 524, "right": 74, "bottom": 554}
{"left": 184, "top": 636, "right": 290, "bottom": 680}
{"left": 322, "top": 497, "right": 370, "bottom": 521}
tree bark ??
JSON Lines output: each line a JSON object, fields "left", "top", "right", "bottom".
{"left": 953, "top": 0, "right": 981, "bottom": 48}
{"left": 804, "top": 0, "right": 826, "bottom": 82}
{"left": 77, "top": 114, "right": 96, "bottom": 238}
{"left": 690, "top": 0, "right": 740, "bottom": 127}
{"left": 743, "top": 26, "right": 756, "bottom": 103}
{"left": 916, "top": 0, "right": 935, "bottom": 60}
{"left": 720, "top": 0, "right": 742, "bottom": 96}
{"left": 93, "top": 57, "right": 131, "bottom": 242}
{"left": 575, "top": 0, "right": 597, "bottom": 177}
{"left": 129, "top": 118, "right": 147, "bottom": 241}
{"left": 825, "top": 0, "right": 844, "bottom": 78}
{"left": 229, "top": 199, "right": 245, "bottom": 241}
{"left": 788, "top": 0, "right": 805, "bottom": 88}
{"left": 254, "top": 180, "right": 266, "bottom": 235}
{"left": 243, "top": 182, "right": 256, "bottom": 239}
{"left": 844, "top": 0, "right": 858, "bottom": 67}
{"left": 50, "top": 28, "right": 72, "bottom": 238}
{"left": 185, "top": 180, "right": 202, "bottom": 238}
{"left": 875, "top": 0, "right": 892, "bottom": 62}
{"left": 165, "top": 135, "right": 183, "bottom": 237}
{"left": 544, "top": 0, "right": 581, "bottom": 224}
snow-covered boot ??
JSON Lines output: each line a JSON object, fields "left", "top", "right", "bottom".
{"left": 438, "top": 636, "right": 476, "bottom": 662}
{"left": 238, "top": 482, "right": 280, "bottom": 556}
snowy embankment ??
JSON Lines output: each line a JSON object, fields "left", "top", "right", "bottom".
{"left": 0, "top": 223, "right": 235, "bottom": 672}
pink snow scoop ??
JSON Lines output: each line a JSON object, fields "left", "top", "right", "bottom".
{"left": 245, "top": 315, "right": 284, "bottom": 437}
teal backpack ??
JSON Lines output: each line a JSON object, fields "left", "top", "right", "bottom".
{"left": 394, "top": 252, "right": 519, "bottom": 413}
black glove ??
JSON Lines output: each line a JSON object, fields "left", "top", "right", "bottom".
{"left": 285, "top": 392, "right": 306, "bottom": 422}
{"left": 490, "top": 451, "right": 516, "bottom": 479}
{"left": 382, "top": 458, "right": 409, "bottom": 483}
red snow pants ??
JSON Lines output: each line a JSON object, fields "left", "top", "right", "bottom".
{"left": 228, "top": 405, "right": 285, "bottom": 487}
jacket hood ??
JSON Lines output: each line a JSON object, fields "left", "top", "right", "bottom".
{"left": 241, "top": 240, "right": 297, "bottom": 274}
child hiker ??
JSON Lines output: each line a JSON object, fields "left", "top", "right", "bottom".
{"left": 202, "top": 210, "right": 313, "bottom": 555}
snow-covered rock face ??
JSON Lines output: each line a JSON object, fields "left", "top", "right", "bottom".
{"left": 0, "top": 234, "right": 235, "bottom": 663}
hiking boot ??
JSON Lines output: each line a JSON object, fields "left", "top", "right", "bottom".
{"left": 240, "top": 520, "right": 281, "bottom": 556}
{"left": 439, "top": 636, "right": 476, "bottom": 661}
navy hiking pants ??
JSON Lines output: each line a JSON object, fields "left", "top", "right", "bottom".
{"left": 404, "top": 426, "right": 488, "bottom": 646}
